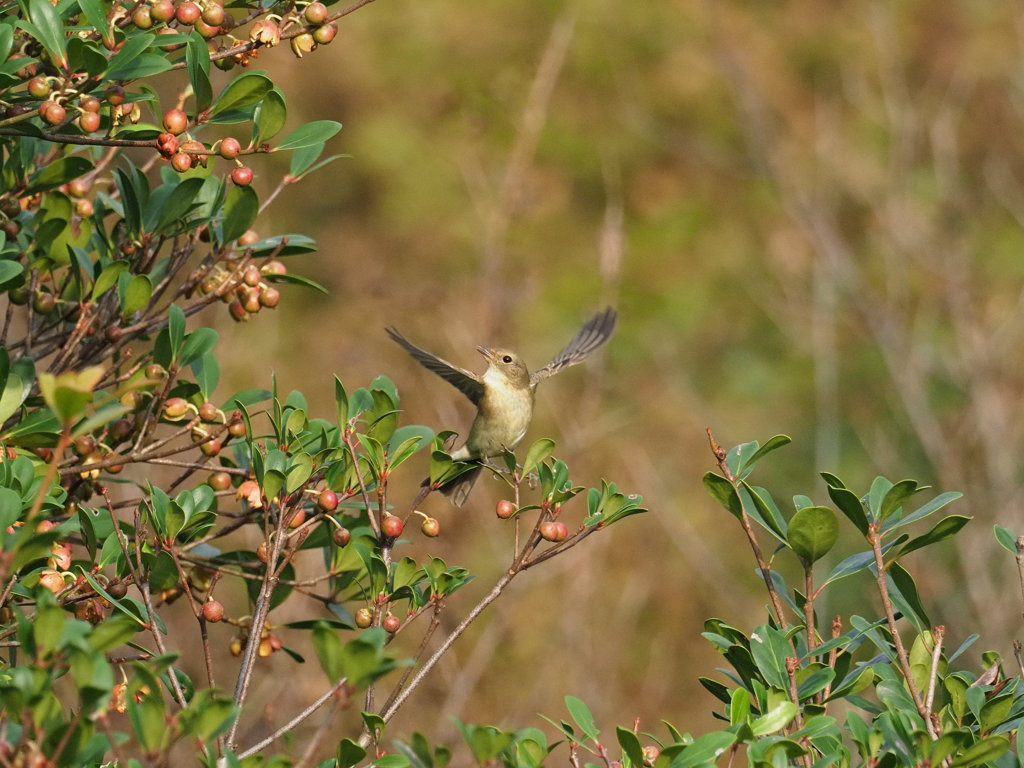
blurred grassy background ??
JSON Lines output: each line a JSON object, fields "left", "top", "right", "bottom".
{"left": 198, "top": 0, "right": 1024, "bottom": 754}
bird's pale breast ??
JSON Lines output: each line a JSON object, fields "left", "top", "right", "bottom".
{"left": 458, "top": 369, "right": 535, "bottom": 459}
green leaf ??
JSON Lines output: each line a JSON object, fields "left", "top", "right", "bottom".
{"left": 290, "top": 142, "right": 327, "bottom": 177}
{"left": 311, "top": 621, "right": 344, "bottom": 680}
{"left": 729, "top": 687, "right": 751, "bottom": 725}
{"left": 246, "top": 233, "right": 318, "bottom": 256}
{"left": 336, "top": 738, "right": 367, "bottom": 768}
{"left": 192, "top": 352, "right": 219, "bottom": 400}
{"left": 749, "top": 624, "right": 791, "bottom": 690}
{"left": 888, "top": 563, "right": 929, "bottom": 628}
{"left": 338, "top": 628, "right": 403, "bottom": 688}
{"left": 827, "top": 484, "right": 869, "bottom": 536}
{"left": 979, "top": 693, "right": 1014, "bottom": 735}
{"left": 787, "top": 505, "right": 838, "bottom": 563}
{"left": 24, "top": 0, "right": 68, "bottom": 69}
{"left": 670, "top": 732, "right": 737, "bottom": 768}
{"left": 25, "top": 157, "right": 92, "bottom": 195}
{"left": 299, "top": 153, "right": 348, "bottom": 183}
{"left": 994, "top": 524, "right": 1019, "bottom": 554}
{"left": 702, "top": 472, "right": 740, "bottom": 518}
{"left": 37, "top": 366, "right": 104, "bottom": 423}
{"left": 285, "top": 452, "right": 313, "bottom": 493}
{"left": 113, "top": 167, "right": 143, "bottom": 235}
{"left": 0, "top": 369, "right": 26, "bottom": 426}
{"left": 221, "top": 185, "right": 258, "bottom": 243}
{"left": 185, "top": 32, "right": 212, "bottom": 113}
{"left": 949, "top": 735, "right": 1010, "bottom": 767}
{"left": 615, "top": 727, "right": 644, "bottom": 767}
{"left": 157, "top": 177, "right": 206, "bottom": 231}
{"left": 103, "top": 32, "right": 154, "bottom": 79}
{"left": 88, "top": 612, "right": 142, "bottom": 652}
{"left": 564, "top": 696, "right": 599, "bottom": 740}
{"left": 866, "top": 475, "right": 893, "bottom": 519}
{"left": 0, "top": 20, "right": 13, "bottom": 61}
{"left": 750, "top": 701, "right": 798, "bottom": 736}
{"left": 273, "top": 120, "right": 342, "bottom": 151}
{"left": 736, "top": 434, "right": 791, "bottom": 475}
{"left": 884, "top": 491, "right": 963, "bottom": 532}
{"left": 263, "top": 270, "right": 328, "bottom": 294}
{"left": 374, "top": 755, "right": 410, "bottom": 767}
{"left": 253, "top": 87, "right": 287, "bottom": 145}
{"left": 208, "top": 72, "right": 274, "bottom": 117}
{"left": 33, "top": 596, "right": 66, "bottom": 654}
{"left": 741, "top": 483, "right": 787, "bottom": 543}
{"left": 895, "top": 515, "right": 971, "bottom": 559}
{"left": 76, "top": 0, "right": 111, "bottom": 46}
{"left": 122, "top": 274, "right": 152, "bottom": 315}
{"left": 0, "top": 260, "right": 24, "bottom": 289}
{"left": 168, "top": 303, "right": 186, "bottom": 362}
{"left": 522, "top": 438, "right": 555, "bottom": 477}
{"left": 118, "top": 51, "right": 173, "bottom": 78}
{"left": 92, "top": 260, "right": 129, "bottom": 301}
{"left": 180, "top": 328, "right": 218, "bottom": 367}
{"left": 878, "top": 479, "right": 919, "bottom": 521}
{"left": 128, "top": 687, "right": 166, "bottom": 752}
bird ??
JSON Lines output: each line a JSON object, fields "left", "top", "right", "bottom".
{"left": 385, "top": 307, "right": 618, "bottom": 506}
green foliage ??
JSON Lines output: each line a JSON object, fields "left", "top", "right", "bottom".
{"left": 0, "top": 0, "right": 648, "bottom": 765}
{"left": 411, "top": 437, "right": 1024, "bottom": 767}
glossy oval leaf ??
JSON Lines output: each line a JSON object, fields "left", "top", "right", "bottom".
{"left": 751, "top": 701, "right": 799, "bottom": 736}
{"left": 993, "top": 524, "right": 1018, "bottom": 554}
{"left": 615, "top": 727, "right": 643, "bottom": 767}
{"left": 208, "top": 72, "right": 273, "bottom": 117}
{"left": 702, "top": 472, "right": 740, "bottom": 518}
{"left": 91, "top": 260, "right": 129, "bottom": 301}
{"left": 749, "top": 624, "right": 790, "bottom": 690}
{"left": 787, "top": 505, "right": 838, "bottom": 563}
{"left": 121, "top": 274, "right": 152, "bottom": 315}
{"left": 274, "top": 120, "right": 342, "bottom": 152}
{"left": 25, "top": 0, "right": 67, "bottom": 69}
{"left": 878, "top": 478, "right": 920, "bottom": 521}
{"left": 26, "top": 156, "right": 92, "bottom": 194}
{"left": 0, "top": 260, "right": 24, "bottom": 289}
{"left": 895, "top": 515, "right": 972, "bottom": 559}
{"left": 884, "top": 491, "right": 963, "bottom": 533}
{"left": 564, "top": 696, "right": 598, "bottom": 740}
{"left": 523, "top": 438, "right": 555, "bottom": 477}
{"left": 827, "top": 484, "right": 869, "bottom": 536}
{"left": 737, "top": 433, "right": 792, "bottom": 476}
{"left": 671, "top": 731, "right": 737, "bottom": 768}
{"left": 253, "top": 87, "right": 287, "bottom": 145}
{"left": 185, "top": 32, "right": 212, "bottom": 112}
{"left": 221, "top": 184, "right": 258, "bottom": 243}
{"left": 157, "top": 177, "right": 206, "bottom": 232}
{"left": 949, "top": 735, "right": 1010, "bottom": 767}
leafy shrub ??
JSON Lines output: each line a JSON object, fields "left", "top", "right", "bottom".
{"left": 0, "top": 1, "right": 644, "bottom": 765}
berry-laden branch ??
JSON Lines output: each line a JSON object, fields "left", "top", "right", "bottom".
{"left": 358, "top": 486, "right": 614, "bottom": 749}
{"left": 225, "top": 498, "right": 291, "bottom": 750}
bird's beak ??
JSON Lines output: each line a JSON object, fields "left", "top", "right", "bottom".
{"left": 477, "top": 346, "right": 497, "bottom": 362}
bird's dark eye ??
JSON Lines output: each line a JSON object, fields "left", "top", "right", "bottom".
{"left": 502, "top": 355, "right": 513, "bottom": 364}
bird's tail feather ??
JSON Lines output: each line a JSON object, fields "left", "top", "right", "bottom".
{"left": 440, "top": 465, "right": 482, "bottom": 507}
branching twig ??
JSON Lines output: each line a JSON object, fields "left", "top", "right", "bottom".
{"left": 707, "top": 429, "right": 790, "bottom": 632}
{"left": 867, "top": 526, "right": 932, "bottom": 736}
{"left": 237, "top": 677, "right": 350, "bottom": 760}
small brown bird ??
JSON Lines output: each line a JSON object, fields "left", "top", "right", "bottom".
{"left": 386, "top": 307, "right": 617, "bottom": 506}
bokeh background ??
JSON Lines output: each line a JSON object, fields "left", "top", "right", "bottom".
{"left": 197, "top": 0, "right": 1024, "bottom": 755}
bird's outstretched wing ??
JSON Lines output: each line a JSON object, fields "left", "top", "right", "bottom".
{"left": 386, "top": 327, "right": 485, "bottom": 405}
{"left": 530, "top": 307, "right": 618, "bottom": 386}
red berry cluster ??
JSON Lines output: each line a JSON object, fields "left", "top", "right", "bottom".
{"left": 192, "top": 256, "right": 285, "bottom": 322}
